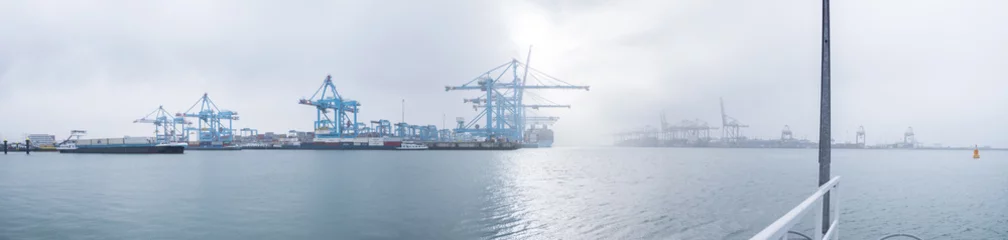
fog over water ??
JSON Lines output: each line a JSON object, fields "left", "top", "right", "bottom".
{"left": 1, "top": 0, "right": 1005, "bottom": 147}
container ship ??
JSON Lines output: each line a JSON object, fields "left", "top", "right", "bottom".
{"left": 523, "top": 127, "right": 555, "bottom": 148}
{"left": 58, "top": 137, "right": 186, "bottom": 154}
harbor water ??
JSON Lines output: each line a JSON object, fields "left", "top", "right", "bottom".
{"left": 0, "top": 148, "right": 1005, "bottom": 239}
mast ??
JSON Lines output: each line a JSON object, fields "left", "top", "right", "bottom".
{"left": 817, "top": 0, "right": 832, "bottom": 234}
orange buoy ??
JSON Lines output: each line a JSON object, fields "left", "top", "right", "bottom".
{"left": 973, "top": 145, "right": 980, "bottom": 159}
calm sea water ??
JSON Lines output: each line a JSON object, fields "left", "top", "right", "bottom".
{"left": 0, "top": 148, "right": 1005, "bottom": 239}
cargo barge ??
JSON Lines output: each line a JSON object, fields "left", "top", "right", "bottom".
{"left": 58, "top": 137, "right": 186, "bottom": 154}
{"left": 299, "top": 136, "right": 403, "bottom": 150}
{"left": 186, "top": 142, "right": 241, "bottom": 150}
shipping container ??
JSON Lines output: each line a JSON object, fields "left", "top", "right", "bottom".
{"left": 107, "top": 138, "right": 125, "bottom": 145}
{"left": 124, "top": 138, "right": 152, "bottom": 145}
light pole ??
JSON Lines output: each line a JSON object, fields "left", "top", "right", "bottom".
{"left": 817, "top": 0, "right": 832, "bottom": 234}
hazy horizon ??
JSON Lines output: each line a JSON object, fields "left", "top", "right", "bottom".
{"left": 1, "top": 0, "right": 1005, "bottom": 147}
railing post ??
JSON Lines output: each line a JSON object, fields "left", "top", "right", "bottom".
{"left": 833, "top": 184, "right": 840, "bottom": 239}
{"left": 749, "top": 177, "right": 840, "bottom": 240}
{"left": 814, "top": 197, "right": 824, "bottom": 240}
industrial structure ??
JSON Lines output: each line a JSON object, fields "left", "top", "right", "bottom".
{"left": 134, "top": 105, "right": 188, "bottom": 144}
{"left": 445, "top": 47, "right": 589, "bottom": 145}
{"left": 176, "top": 93, "right": 239, "bottom": 147}
{"left": 26, "top": 134, "right": 56, "bottom": 147}
{"left": 239, "top": 128, "right": 259, "bottom": 138}
{"left": 614, "top": 98, "right": 818, "bottom": 149}
{"left": 298, "top": 75, "right": 361, "bottom": 138}
{"left": 612, "top": 98, "right": 948, "bottom": 150}
{"left": 855, "top": 126, "right": 866, "bottom": 147}
{"left": 613, "top": 111, "right": 718, "bottom": 147}
{"left": 296, "top": 75, "right": 452, "bottom": 142}
{"left": 781, "top": 125, "right": 794, "bottom": 141}
{"left": 719, "top": 97, "right": 749, "bottom": 145}
{"left": 903, "top": 127, "right": 916, "bottom": 148}
{"left": 292, "top": 74, "right": 478, "bottom": 149}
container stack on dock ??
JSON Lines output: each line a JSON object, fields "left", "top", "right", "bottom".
{"left": 287, "top": 75, "right": 528, "bottom": 151}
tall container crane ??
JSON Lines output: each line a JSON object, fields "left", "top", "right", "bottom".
{"left": 177, "top": 93, "right": 239, "bottom": 146}
{"left": 445, "top": 47, "right": 589, "bottom": 141}
{"left": 134, "top": 105, "right": 188, "bottom": 144}
{"left": 240, "top": 128, "right": 259, "bottom": 137}
{"left": 720, "top": 97, "right": 749, "bottom": 145}
{"left": 298, "top": 75, "right": 361, "bottom": 138}
{"left": 855, "top": 126, "right": 866, "bottom": 147}
{"left": 370, "top": 120, "right": 392, "bottom": 137}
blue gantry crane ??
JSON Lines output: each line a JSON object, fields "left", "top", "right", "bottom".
{"left": 445, "top": 47, "right": 589, "bottom": 141}
{"left": 395, "top": 123, "right": 409, "bottom": 138}
{"left": 177, "top": 93, "right": 239, "bottom": 146}
{"left": 134, "top": 105, "right": 189, "bottom": 144}
{"left": 370, "top": 120, "right": 393, "bottom": 137}
{"left": 299, "top": 75, "right": 361, "bottom": 138}
{"left": 240, "top": 128, "right": 259, "bottom": 137}
{"left": 525, "top": 115, "right": 560, "bottom": 129}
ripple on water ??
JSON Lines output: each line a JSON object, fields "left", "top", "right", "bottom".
{"left": 0, "top": 148, "right": 1006, "bottom": 239}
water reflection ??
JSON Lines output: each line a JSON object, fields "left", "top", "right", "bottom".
{"left": 0, "top": 148, "right": 1005, "bottom": 239}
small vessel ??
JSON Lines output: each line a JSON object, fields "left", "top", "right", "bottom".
{"left": 396, "top": 143, "right": 428, "bottom": 150}
{"left": 973, "top": 145, "right": 980, "bottom": 159}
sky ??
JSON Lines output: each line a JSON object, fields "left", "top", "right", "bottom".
{"left": 0, "top": 0, "right": 1005, "bottom": 147}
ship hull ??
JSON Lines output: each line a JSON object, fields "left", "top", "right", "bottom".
{"left": 426, "top": 142, "right": 521, "bottom": 150}
{"left": 187, "top": 146, "right": 242, "bottom": 151}
{"left": 59, "top": 145, "right": 185, "bottom": 154}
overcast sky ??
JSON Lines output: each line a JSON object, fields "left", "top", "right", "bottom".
{"left": 1, "top": 0, "right": 1005, "bottom": 147}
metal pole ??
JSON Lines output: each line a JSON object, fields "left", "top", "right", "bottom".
{"left": 818, "top": 0, "right": 832, "bottom": 234}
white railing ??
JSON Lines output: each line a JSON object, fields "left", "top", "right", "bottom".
{"left": 751, "top": 176, "right": 841, "bottom": 240}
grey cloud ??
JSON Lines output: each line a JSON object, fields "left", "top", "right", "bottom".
{"left": 1, "top": 0, "right": 1005, "bottom": 147}
{"left": 0, "top": 0, "right": 512, "bottom": 140}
